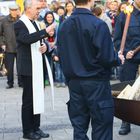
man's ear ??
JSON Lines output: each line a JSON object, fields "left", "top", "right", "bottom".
{"left": 89, "top": 0, "right": 94, "bottom": 7}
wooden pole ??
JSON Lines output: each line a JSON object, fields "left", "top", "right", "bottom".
{"left": 120, "top": 13, "right": 131, "bottom": 54}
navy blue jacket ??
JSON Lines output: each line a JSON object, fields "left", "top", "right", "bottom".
{"left": 114, "top": 7, "right": 140, "bottom": 60}
{"left": 57, "top": 8, "right": 120, "bottom": 81}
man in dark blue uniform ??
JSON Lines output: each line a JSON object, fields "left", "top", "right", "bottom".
{"left": 114, "top": 0, "right": 140, "bottom": 135}
{"left": 57, "top": 0, "right": 124, "bottom": 139}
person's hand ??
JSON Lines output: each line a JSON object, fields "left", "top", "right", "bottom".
{"left": 53, "top": 56, "right": 59, "bottom": 61}
{"left": 46, "top": 23, "right": 56, "bottom": 34}
{"left": 1, "top": 45, "right": 6, "bottom": 51}
{"left": 118, "top": 50, "right": 125, "bottom": 64}
{"left": 39, "top": 43, "right": 47, "bottom": 54}
{"left": 126, "top": 50, "right": 134, "bottom": 59}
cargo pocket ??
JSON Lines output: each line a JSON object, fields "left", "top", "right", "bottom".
{"left": 96, "top": 99, "right": 114, "bottom": 124}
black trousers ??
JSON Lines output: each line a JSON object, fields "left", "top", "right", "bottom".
{"left": 67, "top": 79, "right": 114, "bottom": 140}
{"left": 5, "top": 52, "right": 22, "bottom": 86}
{"left": 21, "top": 76, "right": 40, "bottom": 134}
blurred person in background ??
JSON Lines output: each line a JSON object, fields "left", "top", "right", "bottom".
{"left": 50, "top": 0, "right": 61, "bottom": 13}
{"left": 91, "top": 5, "right": 112, "bottom": 34}
{"left": 106, "top": 0, "right": 119, "bottom": 80}
{"left": 44, "top": 11, "right": 55, "bottom": 27}
{"left": 105, "top": 0, "right": 112, "bottom": 12}
{"left": 65, "top": 1, "right": 75, "bottom": 18}
{"left": 51, "top": 28, "right": 66, "bottom": 88}
{"left": 44, "top": 11, "right": 56, "bottom": 85}
{"left": 50, "top": 0, "right": 60, "bottom": 23}
{"left": 56, "top": 6, "right": 65, "bottom": 24}
{"left": 116, "top": 1, "right": 128, "bottom": 16}
{"left": 57, "top": 6, "right": 65, "bottom": 16}
{"left": 0, "top": 3, "right": 22, "bottom": 89}
{"left": 38, "top": 0, "right": 50, "bottom": 21}
{"left": 106, "top": 0, "right": 119, "bottom": 36}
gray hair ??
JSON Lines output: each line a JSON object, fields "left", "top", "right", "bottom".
{"left": 24, "top": 0, "right": 40, "bottom": 10}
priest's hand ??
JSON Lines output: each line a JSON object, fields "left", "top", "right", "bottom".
{"left": 39, "top": 43, "right": 47, "bottom": 54}
{"left": 45, "top": 23, "right": 56, "bottom": 34}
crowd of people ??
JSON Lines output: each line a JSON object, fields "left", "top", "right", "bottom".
{"left": 0, "top": 0, "right": 129, "bottom": 88}
{"left": 0, "top": 0, "right": 140, "bottom": 139}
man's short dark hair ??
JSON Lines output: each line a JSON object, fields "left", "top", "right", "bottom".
{"left": 74, "top": 0, "right": 90, "bottom": 5}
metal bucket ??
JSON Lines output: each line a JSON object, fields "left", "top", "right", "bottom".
{"left": 111, "top": 80, "right": 140, "bottom": 126}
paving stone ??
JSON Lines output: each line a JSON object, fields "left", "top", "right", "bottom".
{"left": 4, "top": 133, "right": 21, "bottom": 140}
{"left": 51, "top": 129, "right": 71, "bottom": 140}
{"left": 0, "top": 77, "right": 140, "bottom": 140}
{"left": 64, "top": 128, "right": 73, "bottom": 138}
{"left": 0, "top": 133, "right": 4, "bottom": 140}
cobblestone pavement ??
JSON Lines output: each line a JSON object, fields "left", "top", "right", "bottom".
{"left": 0, "top": 76, "right": 140, "bottom": 140}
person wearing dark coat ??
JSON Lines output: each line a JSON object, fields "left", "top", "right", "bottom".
{"left": 114, "top": 0, "right": 140, "bottom": 135}
{"left": 0, "top": 3, "right": 22, "bottom": 88}
{"left": 14, "top": 0, "right": 55, "bottom": 139}
{"left": 57, "top": 0, "right": 124, "bottom": 139}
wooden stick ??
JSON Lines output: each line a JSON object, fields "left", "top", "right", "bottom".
{"left": 133, "top": 46, "right": 140, "bottom": 54}
{"left": 120, "top": 13, "right": 131, "bottom": 54}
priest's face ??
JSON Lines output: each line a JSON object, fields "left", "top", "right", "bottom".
{"left": 29, "top": 1, "right": 42, "bottom": 20}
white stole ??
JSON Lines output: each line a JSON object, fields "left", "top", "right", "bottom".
{"left": 20, "top": 14, "right": 54, "bottom": 114}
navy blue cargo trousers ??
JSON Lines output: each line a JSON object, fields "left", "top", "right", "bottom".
{"left": 67, "top": 79, "right": 114, "bottom": 140}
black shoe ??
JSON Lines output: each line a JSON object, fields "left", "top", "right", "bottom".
{"left": 6, "top": 85, "right": 13, "bottom": 89}
{"left": 23, "top": 132, "right": 41, "bottom": 140}
{"left": 35, "top": 129, "right": 49, "bottom": 138}
{"left": 119, "top": 121, "right": 131, "bottom": 135}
